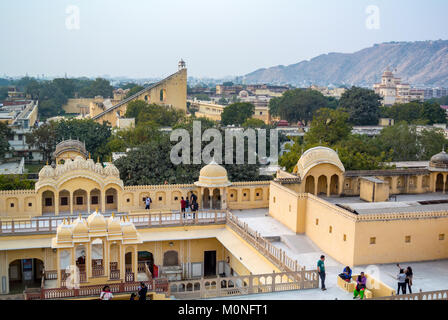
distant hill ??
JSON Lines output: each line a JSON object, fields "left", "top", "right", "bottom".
{"left": 243, "top": 40, "right": 448, "bottom": 87}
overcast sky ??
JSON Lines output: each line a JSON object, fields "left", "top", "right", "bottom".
{"left": 1, "top": 0, "right": 448, "bottom": 79}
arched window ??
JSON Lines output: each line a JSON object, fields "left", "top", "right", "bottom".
{"left": 163, "top": 250, "right": 179, "bottom": 266}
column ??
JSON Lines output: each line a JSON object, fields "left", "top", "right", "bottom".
{"left": 444, "top": 174, "right": 447, "bottom": 194}
{"left": 104, "top": 241, "right": 109, "bottom": 278}
{"left": 55, "top": 192, "right": 59, "bottom": 216}
{"left": 101, "top": 190, "right": 106, "bottom": 213}
{"left": 56, "top": 249, "right": 61, "bottom": 288}
{"left": 221, "top": 188, "right": 227, "bottom": 210}
{"left": 314, "top": 178, "right": 318, "bottom": 196}
{"left": 133, "top": 246, "right": 138, "bottom": 279}
{"left": 326, "top": 176, "right": 331, "bottom": 197}
{"left": 69, "top": 191, "right": 73, "bottom": 215}
{"left": 339, "top": 176, "right": 344, "bottom": 196}
{"left": 87, "top": 191, "right": 91, "bottom": 214}
{"left": 119, "top": 244, "right": 125, "bottom": 281}
{"left": 86, "top": 243, "right": 92, "bottom": 280}
{"left": 197, "top": 188, "right": 202, "bottom": 209}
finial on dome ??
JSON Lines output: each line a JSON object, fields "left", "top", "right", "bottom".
{"left": 111, "top": 212, "right": 115, "bottom": 218}
{"left": 89, "top": 152, "right": 91, "bottom": 159}
{"left": 78, "top": 213, "right": 82, "bottom": 220}
{"left": 97, "top": 156, "right": 100, "bottom": 163}
{"left": 46, "top": 160, "right": 48, "bottom": 165}
{"left": 95, "top": 208, "right": 98, "bottom": 213}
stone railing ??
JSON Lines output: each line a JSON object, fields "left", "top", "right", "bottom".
{"left": 24, "top": 278, "right": 170, "bottom": 300}
{"left": 0, "top": 210, "right": 227, "bottom": 235}
{"left": 231, "top": 181, "right": 271, "bottom": 186}
{"left": 124, "top": 183, "right": 195, "bottom": 191}
{"left": 369, "top": 289, "right": 448, "bottom": 300}
{"left": 226, "top": 212, "right": 306, "bottom": 274}
{"left": 169, "top": 271, "right": 319, "bottom": 299}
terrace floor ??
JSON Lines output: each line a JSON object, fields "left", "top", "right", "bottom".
{"left": 223, "top": 208, "right": 448, "bottom": 300}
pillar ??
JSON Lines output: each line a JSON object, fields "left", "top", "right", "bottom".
{"left": 339, "top": 175, "right": 344, "bottom": 196}
{"left": 55, "top": 192, "right": 59, "bottom": 216}
{"left": 326, "top": 176, "right": 331, "bottom": 197}
{"left": 221, "top": 188, "right": 227, "bottom": 210}
{"left": 104, "top": 241, "right": 109, "bottom": 278}
{"left": 444, "top": 174, "right": 447, "bottom": 194}
{"left": 87, "top": 191, "right": 91, "bottom": 214}
{"left": 119, "top": 244, "right": 125, "bottom": 281}
{"left": 86, "top": 243, "right": 92, "bottom": 279}
{"left": 69, "top": 191, "right": 73, "bottom": 215}
{"left": 101, "top": 190, "right": 106, "bottom": 213}
{"left": 133, "top": 246, "right": 138, "bottom": 278}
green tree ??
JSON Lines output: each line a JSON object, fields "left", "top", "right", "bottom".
{"left": 304, "top": 108, "right": 352, "bottom": 146}
{"left": 221, "top": 102, "right": 255, "bottom": 126}
{"left": 338, "top": 87, "right": 381, "bottom": 125}
{"left": 125, "top": 101, "right": 185, "bottom": 126}
{"left": 376, "top": 122, "right": 419, "bottom": 161}
{"left": 125, "top": 85, "right": 144, "bottom": 98}
{"left": 194, "top": 94, "right": 211, "bottom": 101}
{"left": 55, "top": 119, "right": 112, "bottom": 160}
{"left": 268, "top": 89, "right": 331, "bottom": 123}
{"left": 25, "top": 121, "right": 59, "bottom": 162}
{"left": 381, "top": 101, "right": 446, "bottom": 125}
{"left": 417, "top": 128, "right": 448, "bottom": 160}
{"left": 242, "top": 118, "right": 266, "bottom": 129}
{"left": 0, "top": 175, "right": 35, "bottom": 190}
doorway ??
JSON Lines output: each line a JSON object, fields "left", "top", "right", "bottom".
{"left": 204, "top": 251, "right": 216, "bottom": 277}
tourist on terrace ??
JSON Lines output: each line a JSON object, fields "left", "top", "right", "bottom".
{"left": 145, "top": 197, "right": 152, "bottom": 210}
{"left": 353, "top": 272, "right": 367, "bottom": 299}
{"left": 397, "top": 268, "right": 407, "bottom": 294}
{"left": 180, "top": 197, "right": 186, "bottom": 217}
{"left": 100, "top": 286, "right": 113, "bottom": 300}
{"left": 317, "top": 255, "right": 326, "bottom": 291}
{"left": 339, "top": 266, "right": 352, "bottom": 282}
{"left": 397, "top": 264, "right": 413, "bottom": 293}
{"left": 138, "top": 282, "right": 148, "bottom": 301}
{"left": 130, "top": 293, "right": 136, "bottom": 300}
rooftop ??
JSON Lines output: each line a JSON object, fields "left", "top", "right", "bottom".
{"left": 325, "top": 193, "right": 448, "bottom": 215}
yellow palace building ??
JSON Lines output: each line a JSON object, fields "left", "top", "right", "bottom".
{"left": 0, "top": 141, "right": 447, "bottom": 299}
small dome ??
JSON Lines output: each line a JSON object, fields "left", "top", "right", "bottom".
{"left": 294, "top": 146, "right": 345, "bottom": 179}
{"left": 39, "top": 165, "right": 55, "bottom": 179}
{"left": 72, "top": 215, "right": 88, "bottom": 236}
{"left": 94, "top": 162, "right": 104, "bottom": 175}
{"left": 104, "top": 163, "right": 120, "bottom": 177}
{"left": 107, "top": 214, "right": 122, "bottom": 235}
{"left": 120, "top": 217, "right": 138, "bottom": 239}
{"left": 195, "top": 160, "right": 231, "bottom": 187}
{"left": 56, "top": 220, "right": 73, "bottom": 242}
{"left": 429, "top": 150, "right": 448, "bottom": 171}
{"left": 87, "top": 210, "right": 107, "bottom": 230}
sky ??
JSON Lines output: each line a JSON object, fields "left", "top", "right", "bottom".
{"left": 1, "top": 0, "right": 448, "bottom": 79}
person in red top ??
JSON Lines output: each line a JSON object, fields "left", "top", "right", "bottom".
{"left": 180, "top": 197, "right": 186, "bottom": 218}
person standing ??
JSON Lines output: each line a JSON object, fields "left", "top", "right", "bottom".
{"left": 138, "top": 282, "right": 148, "bottom": 301}
{"left": 145, "top": 197, "right": 152, "bottom": 210}
{"left": 180, "top": 197, "right": 186, "bottom": 218}
{"left": 397, "top": 268, "right": 407, "bottom": 294}
{"left": 317, "top": 255, "right": 326, "bottom": 291}
{"left": 100, "top": 285, "right": 113, "bottom": 300}
{"left": 397, "top": 264, "right": 413, "bottom": 294}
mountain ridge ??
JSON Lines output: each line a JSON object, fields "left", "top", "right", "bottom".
{"left": 243, "top": 40, "right": 448, "bottom": 87}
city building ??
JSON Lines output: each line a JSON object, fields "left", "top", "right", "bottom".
{"left": 0, "top": 100, "right": 43, "bottom": 161}
{"left": 374, "top": 69, "right": 425, "bottom": 106}
{"left": 310, "top": 85, "right": 346, "bottom": 99}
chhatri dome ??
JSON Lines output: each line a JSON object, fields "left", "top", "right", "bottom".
{"left": 429, "top": 149, "right": 448, "bottom": 172}
{"left": 294, "top": 146, "right": 345, "bottom": 179}
{"left": 195, "top": 160, "right": 232, "bottom": 188}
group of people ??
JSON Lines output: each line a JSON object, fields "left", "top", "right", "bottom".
{"left": 100, "top": 282, "right": 149, "bottom": 301}
{"left": 180, "top": 193, "right": 199, "bottom": 218}
{"left": 397, "top": 264, "right": 413, "bottom": 294}
{"left": 318, "top": 255, "right": 414, "bottom": 299}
